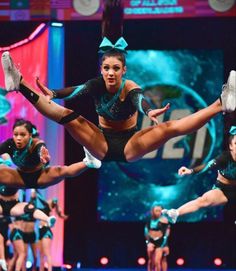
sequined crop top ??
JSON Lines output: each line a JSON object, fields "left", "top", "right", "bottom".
{"left": 53, "top": 77, "right": 154, "bottom": 121}
{"left": 0, "top": 138, "right": 46, "bottom": 170}
{"left": 146, "top": 218, "right": 169, "bottom": 234}
{"left": 192, "top": 151, "right": 236, "bottom": 181}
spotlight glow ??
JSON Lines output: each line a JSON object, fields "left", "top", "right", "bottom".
{"left": 51, "top": 22, "right": 64, "bottom": 27}
{"left": 100, "top": 257, "right": 109, "bottom": 265}
{"left": 176, "top": 258, "right": 185, "bottom": 266}
{"left": 137, "top": 257, "right": 146, "bottom": 265}
{"left": 214, "top": 258, "right": 222, "bottom": 266}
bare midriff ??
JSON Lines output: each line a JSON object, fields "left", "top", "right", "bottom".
{"left": 98, "top": 111, "right": 138, "bottom": 131}
{"left": 23, "top": 222, "right": 35, "bottom": 232}
{"left": 218, "top": 172, "right": 236, "bottom": 186}
{"left": 9, "top": 220, "right": 22, "bottom": 230}
{"left": 148, "top": 229, "right": 163, "bottom": 239}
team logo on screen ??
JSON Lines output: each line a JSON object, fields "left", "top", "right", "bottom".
{"left": 142, "top": 83, "right": 216, "bottom": 160}
{"left": 140, "top": 83, "right": 216, "bottom": 170}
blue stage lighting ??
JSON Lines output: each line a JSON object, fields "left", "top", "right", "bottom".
{"left": 51, "top": 22, "right": 63, "bottom": 27}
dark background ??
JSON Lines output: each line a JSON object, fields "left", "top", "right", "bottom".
{"left": 1, "top": 17, "right": 236, "bottom": 268}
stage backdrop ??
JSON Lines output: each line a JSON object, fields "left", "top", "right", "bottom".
{"left": 0, "top": 0, "right": 235, "bottom": 21}
{"left": 98, "top": 49, "right": 224, "bottom": 222}
{"left": 0, "top": 23, "right": 65, "bottom": 265}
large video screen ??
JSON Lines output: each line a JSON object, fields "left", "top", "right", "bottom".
{"left": 98, "top": 49, "right": 224, "bottom": 222}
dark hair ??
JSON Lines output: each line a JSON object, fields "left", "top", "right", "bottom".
{"left": 229, "top": 134, "right": 235, "bottom": 145}
{"left": 101, "top": 48, "right": 126, "bottom": 66}
{"left": 151, "top": 201, "right": 163, "bottom": 210}
{"left": 13, "top": 118, "right": 35, "bottom": 134}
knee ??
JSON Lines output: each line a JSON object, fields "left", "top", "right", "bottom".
{"left": 165, "top": 120, "right": 180, "bottom": 135}
{"left": 59, "top": 110, "right": 80, "bottom": 125}
{"left": 51, "top": 166, "right": 66, "bottom": 178}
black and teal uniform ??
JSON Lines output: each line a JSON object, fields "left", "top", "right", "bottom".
{"left": 53, "top": 77, "right": 154, "bottom": 161}
{"left": 21, "top": 198, "right": 37, "bottom": 244}
{"left": 0, "top": 138, "right": 48, "bottom": 188}
{"left": 145, "top": 218, "right": 169, "bottom": 248}
{"left": 0, "top": 216, "right": 11, "bottom": 240}
{"left": 9, "top": 216, "right": 24, "bottom": 242}
{"left": 37, "top": 196, "right": 53, "bottom": 240}
{"left": 0, "top": 186, "right": 19, "bottom": 216}
{"left": 192, "top": 151, "right": 236, "bottom": 203}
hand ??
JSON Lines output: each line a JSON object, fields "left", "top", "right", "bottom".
{"left": 178, "top": 166, "right": 192, "bottom": 176}
{"left": 162, "top": 246, "right": 170, "bottom": 256}
{"left": 40, "top": 146, "right": 51, "bottom": 164}
{"left": 36, "top": 77, "right": 53, "bottom": 101}
{"left": 147, "top": 103, "right": 170, "bottom": 124}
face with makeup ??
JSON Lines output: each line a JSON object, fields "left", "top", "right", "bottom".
{"left": 151, "top": 205, "right": 163, "bottom": 219}
{"left": 13, "top": 124, "right": 32, "bottom": 150}
{"left": 101, "top": 55, "right": 126, "bottom": 92}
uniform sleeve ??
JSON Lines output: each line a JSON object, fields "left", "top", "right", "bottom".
{"left": 144, "top": 224, "right": 149, "bottom": 239}
{"left": 52, "top": 86, "right": 80, "bottom": 99}
{"left": 0, "top": 139, "right": 11, "bottom": 155}
{"left": 128, "top": 88, "right": 156, "bottom": 115}
{"left": 54, "top": 84, "right": 90, "bottom": 100}
{"left": 159, "top": 222, "right": 169, "bottom": 235}
{"left": 53, "top": 78, "right": 98, "bottom": 100}
{"left": 192, "top": 152, "right": 228, "bottom": 174}
{"left": 35, "top": 142, "right": 47, "bottom": 155}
